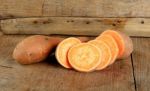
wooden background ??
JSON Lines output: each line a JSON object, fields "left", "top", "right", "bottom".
{"left": 0, "top": 0, "right": 150, "bottom": 91}
{"left": 0, "top": 0, "right": 150, "bottom": 37}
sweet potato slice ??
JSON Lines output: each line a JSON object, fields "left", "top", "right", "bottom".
{"left": 13, "top": 35, "right": 63, "bottom": 64}
{"left": 55, "top": 37, "right": 89, "bottom": 68}
{"left": 96, "top": 35, "right": 119, "bottom": 65}
{"left": 68, "top": 43, "right": 102, "bottom": 72}
{"left": 88, "top": 40, "right": 112, "bottom": 70}
{"left": 101, "top": 30, "right": 133, "bottom": 59}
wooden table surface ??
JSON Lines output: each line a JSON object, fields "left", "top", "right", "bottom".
{"left": 0, "top": 0, "right": 150, "bottom": 90}
{"left": 0, "top": 34, "right": 149, "bottom": 91}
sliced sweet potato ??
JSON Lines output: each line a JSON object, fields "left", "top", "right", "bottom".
{"left": 13, "top": 35, "right": 64, "bottom": 64}
{"left": 102, "top": 30, "right": 133, "bottom": 59}
{"left": 55, "top": 37, "right": 89, "bottom": 69}
{"left": 96, "top": 35, "right": 119, "bottom": 65}
{"left": 68, "top": 43, "right": 102, "bottom": 72}
{"left": 88, "top": 40, "right": 112, "bottom": 70}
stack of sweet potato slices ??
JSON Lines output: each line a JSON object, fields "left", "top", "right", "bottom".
{"left": 55, "top": 30, "right": 133, "bottom": 72}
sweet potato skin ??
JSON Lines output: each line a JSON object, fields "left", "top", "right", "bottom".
{"left": 102, "top": 30, "right": 133, "bottom": 59}
{"left": 117, "top": 31, "right": 133, "bottom": 59}
{"left": 13, "top": 35, "right": 63, "bottom": 64}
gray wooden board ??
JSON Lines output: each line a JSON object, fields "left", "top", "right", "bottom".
{"left": 132, "top": 38, "right": 150, "bottom": 91}
{"left": 0, "top": 35, "right": 135, "bottom": 91}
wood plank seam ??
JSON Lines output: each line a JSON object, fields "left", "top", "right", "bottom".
{"left": 131, "top": 38, "right": 150, "bottom": 91}
{"left": 2, "top": 16, "right": 150, "bottom": 20}
{"left": 131, "top": 53, "right": 137, "bottom": 91}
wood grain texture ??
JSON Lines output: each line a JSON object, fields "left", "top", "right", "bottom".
{"left": 0, "top": 35, "right": 135, "bottom": 91}
{"left": 0, "top": 20, "right": 2, "bottom": 35}
{"left": 0, "top": 0, "right": 150, "bottom": 18}
{"left": 0, "top": 35, "right": 26, "bottom": 67}
{"left": 1, "top": 17, "right": 150, "bottom": 37}
{"left": 132, "top": 38, "right": 150, "bottom": 91}
{"left": 0, "top": 0, "right": 44, "bottom": 19}
{"left": 0, "top": 31, "right": 3, "bottom": 36}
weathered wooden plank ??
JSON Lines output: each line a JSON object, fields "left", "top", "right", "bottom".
{"left": 132, "top": 38, "right": 150, "bottom": 91}
{"left": 0, "top": 35, "right": 27, "bottom": 67}
{"left": 1, "top": 17, "right": 150, "bottom": 37}
{"left": 0, "top": 0, "right": 44, "bottom": 19}
{"left": 0, "top": 0, "right": 150, "bottom": 18}
{"left": 0, "top": 35, "right": 135, "bottom": 91}
{"left": 0, "top": 20, "right": 2, "bottom": 35}
{"left": 0, "top": 31, "right": 3, "bottom": 36}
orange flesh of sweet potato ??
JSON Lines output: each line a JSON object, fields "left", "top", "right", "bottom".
{"left": 13, "top": 35, "right": 64, "bottom": 64}
{"left": 55, "top": 37, "right": 82, "bottom": 68}
{"left": 68, "top": 43, "right": 102, "bottom": 72}
{"left": 101, "top": 30, "right": 133, "bottom": 59}
{"left": 56, "top": 37, "right": 90, "bottom": 68}
{"left": 96, "top": 35, "right": 119, "bottom": 65}
{"left": 88, "top": 40, "right": 112, "bottom": 70}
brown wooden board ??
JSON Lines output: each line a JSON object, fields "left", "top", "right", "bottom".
{"left": 0, "top": 35, "right": 26, "bottom": 67}
{"left": 0, "top": 0, "right": 150, "bottom": 18}
{"left": 0, "top": 0, "right": 43, "bottom": 19}
{"left": 132, "top": 38, "right": 150, "bottom": 91}
{"left": 0, "top": 31, "right": 3, "bottom": 36}
{"left": 1, "top": 17, "right": 150, "bottom": 37}
{"left": 0, "top": 35, "right": 135, "bottom": 91}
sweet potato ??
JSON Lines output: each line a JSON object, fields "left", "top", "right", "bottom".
{"left": 96, "top": 35, "right": 119, "bottom": 65}
{"left": 88, "top": 40, "right": 112, "bottom": 70}
{"left": 55, "top": 37, "right": 89, "bottom": 68}
{"left": 68, "top": 43, "right": 102, "bottom": 72}
{"left": 55, "top": 37, "right": 81, "bottom": 68}
{"left": 13, "top": 35, "right": 63, "bottom": 64}
{"left": 101, "top": 30, "right": 133, "bottom": 59}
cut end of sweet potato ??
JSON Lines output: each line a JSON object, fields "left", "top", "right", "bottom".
{"left": 68, "top": 43, "right": 102, "bottom": 72}
{"left": 55, "top": 37, "right": 81, "bottom": 68}
{"left": 96, "top": 35, "right": 119, "bottom": 65}
{"left": 102, "top": 30, "right": 133, "bottom": 59}
{"left": 88, "top": 40, "right": 112, "bottom": 70}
